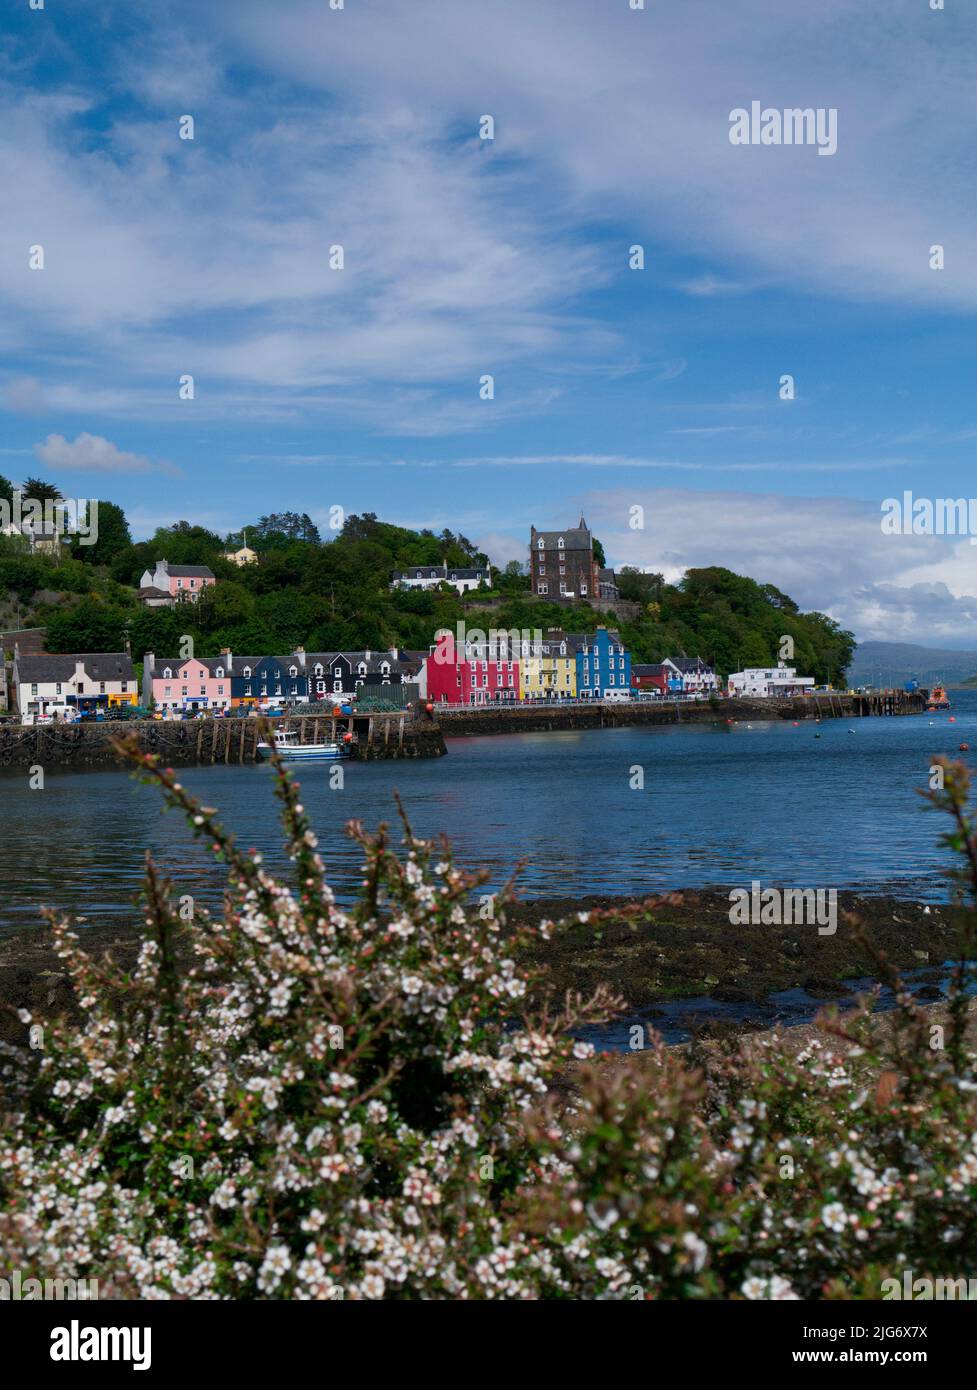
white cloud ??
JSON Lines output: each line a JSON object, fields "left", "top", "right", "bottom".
{"left": 33, "top": 432, "right": 161, "bottom": 474}
{"left": 580, "top": 486, "right": 977, "bottom": 645}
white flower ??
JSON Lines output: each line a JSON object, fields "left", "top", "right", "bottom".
{"left": 682, "top": 1232, "right": 707, "bottom": 1273}
{"left": 741, "top": 1276, "right": 768, "bottom": 1299}
{"left": 821, "top": 1202, "right": 847, "bottom": 1233}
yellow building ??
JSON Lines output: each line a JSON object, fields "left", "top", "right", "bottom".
{"left": 223, "top": 545, "right": 258, "bottom": 567}
{"left": 519, "top": 630, "right": 576, "bottom": 700}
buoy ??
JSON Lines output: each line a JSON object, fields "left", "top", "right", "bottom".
{"left": 815, "top": 732, "right": 821, "bottom": 739}
{"left": 342, "top": 732, "right": 353, "bottom": 742}
{"left": 425, "top": 702, "right": 433, "bottom": 713}
{"left": 949, "top": 716, "right": 956, "bottom": 722}
{"left": 960, "top": 743, "right": 970, "bottom": 752}
{"left": 792, "top": 721, "right": 799, "bottom": 727}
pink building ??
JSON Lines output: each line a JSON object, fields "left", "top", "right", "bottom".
{"left": 139, "top": 559, "right": 216, "bottom": 606}
{"left": 142, "top": 651, "right": 234, "bottom": 713}
{"left": 424, "top": 635, "right": 519, "bottom": 706}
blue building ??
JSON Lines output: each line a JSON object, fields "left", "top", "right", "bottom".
{"left": 569, "top": 626, "right": 631, "bottom": 699}
{"left": 231, "top": 654, "right": 308, "bottom": 708}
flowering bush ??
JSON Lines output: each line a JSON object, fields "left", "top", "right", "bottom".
{"left": 1, "top": 746, "right": 975, "bottom": 1299}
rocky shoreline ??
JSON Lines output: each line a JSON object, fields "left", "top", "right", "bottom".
{"left": 0, "top": 888, "right": 967, "bottom": 1047}
{"left": 508, "top": 889, "right": 965, "bottom": 1012}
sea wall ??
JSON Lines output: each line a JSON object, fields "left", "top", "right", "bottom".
{"left": 436, "top": 691, "right": 927, "bottom": 737}
{"left": 0, "top": 713, "right": 446, "bottom": 768}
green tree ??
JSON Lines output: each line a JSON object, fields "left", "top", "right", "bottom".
{"left": 75, "top": 500, "right": 132, "bottom": 566}
{"left": 20, "top": 476, "right": 62, "bottom": 504}
{"left": 45, "top": 598, "right": 130, "bottom": 653}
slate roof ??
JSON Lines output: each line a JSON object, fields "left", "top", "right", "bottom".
{"left": 166, "top": 565, "right": 214, "bottom": 579}
{"left": 16, "top": 652, "right": 135, "bottom": 683}
{"left": 531, "top": 518, "right": 592, "bottom": 550}
{"left": 565, "top": 629, "right": 623, "bottom": 651}
{"left": 669, "top": 656, "right": 714, "bottom": 673}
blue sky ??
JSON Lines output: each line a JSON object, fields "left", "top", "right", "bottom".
{"left": 3, "top": 0, "right": 977, "bottom": 643}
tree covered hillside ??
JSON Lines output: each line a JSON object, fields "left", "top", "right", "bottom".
{"left": 0, "top": 487, "right": 854, "bottom": 684}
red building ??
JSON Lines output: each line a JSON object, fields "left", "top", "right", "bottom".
{"left": 631, "top": 662, "right": 669, "bottom": 697}
{"left": 425, "top": 636, "right": 519, "bottom": 705}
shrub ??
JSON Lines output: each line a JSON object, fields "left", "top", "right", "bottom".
{"left": 0, "top": 751, "right": 975, "bottom": 1299}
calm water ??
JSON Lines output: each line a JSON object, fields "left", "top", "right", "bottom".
{"left": 2, "top": 693, "right": 975, "bottom": 939}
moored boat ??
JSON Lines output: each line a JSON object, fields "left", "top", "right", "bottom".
{"left": 257, "top": 729, "right": 347, "bottom": 761}
{"left": 926, "top": 684, "right": 951, "bottom": 711}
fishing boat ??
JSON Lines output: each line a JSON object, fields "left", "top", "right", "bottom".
{"left": 926, "top": 684, "right": 951, "bottom": 711}
{"left": 257, "top": 728, "right": 347, "bottom": 761}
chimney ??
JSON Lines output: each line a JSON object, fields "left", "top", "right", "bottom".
{"left": 145, "top": 652, "right": 155, "bottom": 675}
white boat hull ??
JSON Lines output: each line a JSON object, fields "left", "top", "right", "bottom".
{"left": 257, "top": 741, "right": 347, "bottom": 761}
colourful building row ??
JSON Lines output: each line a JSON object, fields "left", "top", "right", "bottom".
{"left": 142, "top": 648, "right": 422, "bottom": 712}
{"left": 424, "top": 626, "right": 633, "bottom": 704}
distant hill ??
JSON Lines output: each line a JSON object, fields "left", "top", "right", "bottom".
{"left": 849, "top": 641, "right": 977, "bottom": 688}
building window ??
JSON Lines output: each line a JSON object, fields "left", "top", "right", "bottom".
{"left": 218, "top": 685, "right": 225, "bottom": 695}
{"left": 164, "top": 686, "right": 172, "bottom": 697}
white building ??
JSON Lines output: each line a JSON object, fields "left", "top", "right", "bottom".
{"left": 663, "top": 656, "right": 719, "bottom": 694}
{"left": 391, "top": 561, "right": 492, "bottom": 596}
{"left": 12, "top": 651, "right": 138, "bottom": 718}
{"left": 727, "top": 662, "right": 816, "bottom": 698}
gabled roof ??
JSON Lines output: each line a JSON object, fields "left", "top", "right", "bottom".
{"left": 530, "top": 519, "right": 592, "bottom": 550}
{"left": 669, "top": 656, "right": 714, "bottom": 673}
{"left": 306, "top": 651, "right": 404, "bottom": 676}
{"left": 565, "top": 629, "right": 623, "bottom": 651}
{"left": 166, "top": 564, "right": 215, "bottom": 579}
{"left": 16, "top": 652, "right": 135, "bottom": 683}
{"left": 632, "top": 663, "right": 668, "bottom": 677}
